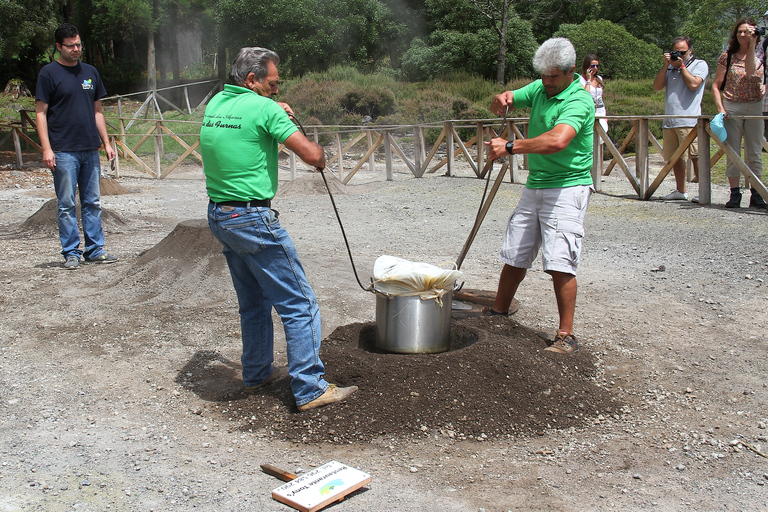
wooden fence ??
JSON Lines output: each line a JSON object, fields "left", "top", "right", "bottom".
{"left": 4, "top": 98, "right": 768, "bottom": 207}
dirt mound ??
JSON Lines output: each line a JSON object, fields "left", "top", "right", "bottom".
{"left": 178, "top": 316, "right": 621, "bottom": 444}
{"left": 20, "top": 198, "right": 129, "bottom": 234}
{"left": 110, "top": 219, "right": 230, "bottom": 305}
{"left": 100, "top": 176, "right": 132, "bottom": 195}
{"left": 278, "top": 172, "right": 348, "bottom": 196}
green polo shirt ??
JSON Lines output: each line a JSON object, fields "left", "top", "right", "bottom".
{"left": 200, "top": 84, "right": 298, "bottom": 202}
{"left": 512, "top": 74, "right": 595, "bottom": 189}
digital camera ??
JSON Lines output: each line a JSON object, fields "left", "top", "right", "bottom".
{"left": 669, "top": 50, "right": 684, "bottom": 61}
{"left": 758, "top": 27, "right": 767, "bottom": 37}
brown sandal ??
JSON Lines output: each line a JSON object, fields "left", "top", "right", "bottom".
{"left": 482, "top": 305, "right": 509, "bottom": 317}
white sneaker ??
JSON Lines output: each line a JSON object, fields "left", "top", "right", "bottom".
{"left": 691, "top": 196, "right": 700, "bottom": 203}
{"left": 662, "top": 190, "right": 688, "bottom": 201}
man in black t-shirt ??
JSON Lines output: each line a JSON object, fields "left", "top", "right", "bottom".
{"left": 35, "top": 23, "right": 117, "bottom": 269}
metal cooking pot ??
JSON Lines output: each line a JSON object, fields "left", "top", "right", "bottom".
{"left": 374, "top": 289, "right": 453, "bottom": 354}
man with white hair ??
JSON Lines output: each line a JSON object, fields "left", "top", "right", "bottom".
{"left": 485, "top": 37, "right": 595, "bottom": 355}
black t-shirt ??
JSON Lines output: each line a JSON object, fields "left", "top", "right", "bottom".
{"left": 35, "top": 61, "right": 107, "bottom": 152}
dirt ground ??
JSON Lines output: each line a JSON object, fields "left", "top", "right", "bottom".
{"left": 2, "top": 150, "right": 768, "bottom": 511}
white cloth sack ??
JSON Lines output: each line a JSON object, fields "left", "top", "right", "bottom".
{"left": 371, "top": 255, "right": 462, "bottom": 301}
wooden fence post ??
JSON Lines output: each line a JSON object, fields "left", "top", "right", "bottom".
{"left": 637, "top": 118, "right": 649, "bottom": 197}
{"left": 592, "top": 125, "right": 602, "bottom": 192}
{"left": 414, "top": 126, "right": 422, "bottom": 178}
{"left": 336, "top": 133, "right": 344, "bottom": 181}
{"left": 154, "top": 120, "right": 163, "bottom": 178}
{"left": 366, "top": 130, "right": 375, "bottom": 173}
{"left": 697, "top": 117, "right": 711, "bottom": 205}
{"left": 12, "top": 129, "right": 22, "bottom": 167}
{"left": 384, "top": 130, "right": 393, "bottom": 181}
{"left": 446, "top": 122, "right": 454, "bottom": 177}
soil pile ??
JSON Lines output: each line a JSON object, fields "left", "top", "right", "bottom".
{"left": 176, "top": 316, "right": 621, "bottom": 445}
{"left": 20, "top": 197, "right": 129, "bottom": 234}
{"left": 110, "top": 219, "right": 229, "bottom": 306}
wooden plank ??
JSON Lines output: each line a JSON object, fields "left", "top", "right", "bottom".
{"left": 196, "top": 82, "right": 220, "bottom": 110}
{"left": 159, "top": 140, "right": 200, "bottom": 179}
{"left": 13, "top": 129, "right": 43, "bottom": 152}
{"left": 449, "top": 124, "right": 478, "bottom": 176}
{"left": 697, "top": 118, "right": 711, "bottom": 205}
{"left": 423, "top": 125, "right": 447, "bottom": 174}
{"left": 131, "top": 123, "right": 159, "bottom": 153}
{"left": 342, "top": 132, "right": 384, "bottom": 184}
{"left": 12, "top": 129, "right": 22, "bottom": 167}
{"left": 636, "top": 119, "right": 649, "bottom": 198}
{"left": 455, "top": 162, "right": 508, "bottom": 269}
{"left": 160, "top": 125, "right": 202, "bottom": 161}
{"left": 384, "top": 131, "right": 416, "bottom": 175}
{"left": 644, "top": 126, "right": 697, "bottom": 199}
{"left": 115, "top": 138, "right": 155, "bottom": 176}
{"left": 603, "top": 124, "right": 636, "bottom": 176}
{"left": 124, "top": 95, "right": 152, "bottom": 131}
{"left": 155, "top": 92, "right": 185, "bottom": 115}
{"left": 600, "top": 127, "right": 640, "bottom": 196}
{"left": 384, "top": 130, "right": 393, "bottom": 181}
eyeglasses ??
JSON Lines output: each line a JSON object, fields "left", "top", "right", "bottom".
{"left": 60, "top": 42, "right": 82, "bottom": 49}
{"left": 676, "top": 47, "right": 689, "bottom": 53}
{"left": 590, "top": 64, "right": 599, "bottom": 68}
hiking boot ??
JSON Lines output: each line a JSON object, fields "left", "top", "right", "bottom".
{"left": 244, "top": 366, "right": 289, "bottom": 394}
{"left": 63, "top": 256, "right": 80, "bottom": 270}
{"left": 544, "top": 332, "right": 579, "bottom": 354}
{"left": 749, "top": 189, "right": 767, "bottom": 209}
{"left": 725, "top": 188, "right": 742, "bottom": 208}
{"left": 84, "top": 253, "right": 118, "bottom": 264}
{"left": 298, "top": 384, "right": 358, "bottom": 412}
{"left": 662, "top": 190, "right": 688, "bottom": 201}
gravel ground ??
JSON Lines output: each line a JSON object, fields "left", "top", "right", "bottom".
{"left": 1, "top": 151, "right": 768, "bottom": 512}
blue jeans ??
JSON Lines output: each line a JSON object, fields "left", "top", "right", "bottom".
{"left": 207, "top": 202, "right": 328, "bottom": 406}
{"left": 51, "top": 150, "right": 105, "bottom": 260}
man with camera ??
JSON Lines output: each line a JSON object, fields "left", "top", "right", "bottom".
{"left": 654, "top": 36, "right": 709, "bottom": 201}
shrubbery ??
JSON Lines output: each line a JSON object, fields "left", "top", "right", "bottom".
{"left": 555, "top": 19, "right": 662, "bottom": 80}
{"left": 399, "top": 17, "right": 538, "bottom": 82}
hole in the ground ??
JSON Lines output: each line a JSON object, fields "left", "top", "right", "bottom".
{"left": 356, "top": 322, "right": 482, "bottom": 353}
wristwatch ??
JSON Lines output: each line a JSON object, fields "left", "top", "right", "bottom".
{"left": 505, "top": 140, "right": 514, "bottom": 155}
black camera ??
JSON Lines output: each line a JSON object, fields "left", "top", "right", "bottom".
{"left": 669, "top": 50, "right": 683, "bottom": 61}
{"left": 758, "top": 27, "right": 767, "bottom": 36}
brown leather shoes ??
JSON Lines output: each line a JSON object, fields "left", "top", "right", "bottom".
{"left": 297, "top": 384, "right": 358, "bottom": 411}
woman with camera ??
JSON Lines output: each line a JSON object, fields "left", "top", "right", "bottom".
{"left": 712, "top": 17, "right": 767, "bottom": 209}
{"left": 580, "top": 54, "right": 608, "bottom": 134}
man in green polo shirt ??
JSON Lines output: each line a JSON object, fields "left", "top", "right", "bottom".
{"left": 201, "top": 47, "right": 357, "bottom": 411}
{"left": 484, "top": 37, "right": 595, "bottom": 355}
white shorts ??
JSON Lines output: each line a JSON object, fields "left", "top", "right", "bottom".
{"left": 499, "top": 185, "right": 592, "bottom": 275}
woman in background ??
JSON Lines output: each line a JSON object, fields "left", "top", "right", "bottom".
{"left": 580, "top": 54, "right": 608, "bottom": 134}
{"left": 712, "top": 17, "right": 766, "bottom": 209}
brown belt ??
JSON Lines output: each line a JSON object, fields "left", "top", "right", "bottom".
{"left": 210, "top": 199, "right": 271, "bottom": 208}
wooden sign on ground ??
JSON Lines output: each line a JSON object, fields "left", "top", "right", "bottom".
{"left": 268, "top": 460, "right": 371, "bottom": 512}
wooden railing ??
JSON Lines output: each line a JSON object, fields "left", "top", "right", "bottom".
{"left": 4, "top": 108, "right": 767, "bottom": 207}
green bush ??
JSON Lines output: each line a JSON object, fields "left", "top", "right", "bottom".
{"left": 555, "top": 19, "right": 662, "bottom": 80}
{"left": 340, "top": 87, "right": 395, "bottom": 118}
{"left": 400, "top": 21, "right": 537, "bottom": 83}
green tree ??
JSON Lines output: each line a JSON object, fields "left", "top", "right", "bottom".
{"left": 213, "top": 0, "right": 406, "bottom": 76}
{"left": 592, "top": 0, "right": 680, "bottom": 48}
{"left": 0, "top": 0, "right": 60, "bottom": 86}
{"left": 682, "top": 0, "right": 768, "bottom": 67}
{"left": 554, "top": 19, "right": 661, "bottom": 80}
